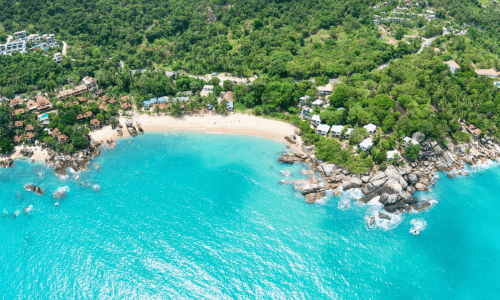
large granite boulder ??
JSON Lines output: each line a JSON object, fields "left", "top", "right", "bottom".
{"left": 385, "top": 194, "right": 400, "bottom": 205}
{"left": 406, "top": 186, "right": 416, "bottom": 195}
{"left": 407, "top": 173, "right": 418, "bottom": 185}
{"left": 350, "top": 178, "right": 363, "bottom": 188}
{"left": 412, "top": 131, "right": 425, "bottom": 143}
{"left": 278, "top": 153, "right": 296, "bottom": 164}
{"left": 318, "top": 164, "right": 337, "bottom": 176}
{"left": 384, "top": 200, "right": 406, "bottom": 213}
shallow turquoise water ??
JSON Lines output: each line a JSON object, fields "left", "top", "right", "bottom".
{"left": 1, "top": 133, "right": 500, "bottom": 299}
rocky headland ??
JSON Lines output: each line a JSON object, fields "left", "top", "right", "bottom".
{"left": 279, "top": 132, "right": 500, "bottom": 218}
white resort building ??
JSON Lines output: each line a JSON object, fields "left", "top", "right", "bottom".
{"left": 311, "top": 114, "right": 321, "bottom": 126}
{"left": 330, "top": 125, "right": 344, "bottom": 138}
{"left": 359, "top": 137, "right": 374, "bottom": 152}
{"left": 363, "top": 123, "right": 377, "bottom": 135}
{"left": 317, "top": 124, "right": 331, "bottom": 136}
{"left": 387, "top": 150, "right": 401, "bottom": 161}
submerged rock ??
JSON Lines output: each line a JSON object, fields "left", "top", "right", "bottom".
{"left": 410, "top": 201, "right": 431, "bottom": 212}
{"left": 54, "top": 191, "right": 66, "bottom": 199}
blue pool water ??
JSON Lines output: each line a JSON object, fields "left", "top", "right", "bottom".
{"left": 38, "top": 113, "right": 49, "bottom": 120}
{"left": 1, "top": 133, "right": 500, "bottom": 299}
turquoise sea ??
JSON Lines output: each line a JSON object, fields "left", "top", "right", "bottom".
{"left": 1, "top": 133, "right": 500, "bottom": 299}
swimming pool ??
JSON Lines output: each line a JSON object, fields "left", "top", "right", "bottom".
{"left": 39, "top": 113, "right": 49, "bottom": 120}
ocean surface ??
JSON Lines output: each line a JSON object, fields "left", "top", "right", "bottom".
{"left": 1, "top": 132, "right": 500, "bottom": 299}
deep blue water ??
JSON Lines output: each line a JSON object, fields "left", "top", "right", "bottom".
{"left": 1, "top": 133, "right": 500, "bottom": 299}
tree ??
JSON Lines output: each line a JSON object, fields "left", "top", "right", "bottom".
{"left": 213, "top": 85, "right": 222, "bottom": 95}
{"left": 330, "top": 85, "right": 348, "bottom": 108}
{"left": 208, "top": 77, "right": 220, "bottom": 86}
{"left": 405, "top": 144, "right": 420, "bottom": 161}
{"left": 222, "top": 80, "right": 233, "bottom": 91}
{"left": 0, "top": 136, "right": 14, "bottom": 154}
{"left": 72, "top": 136, "right": 90, "bottom": 150}
{"left": 320, "top": 108, "right": 346, "bottom": 126}
{"left": 253, "top": 18, "right": 263, "bottom": 29}
{"left": 348, "top": 127, "right": 369, "bottom": 145}
{"left": 97, "top": 113, "right": 104, "bottom": 122}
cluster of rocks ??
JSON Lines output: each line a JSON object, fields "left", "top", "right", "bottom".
{"left": 24, "top": 184, "right": 43, "bottom": 195}
{"left": 0, "top": 158, "right": 13, "bottom": 168}
{"left": 279, "top": 132, "right": 500, "bottom": 215}
{"left": 125, "top": 120, "right": 138, "bottom": 136}
{"left": 20, "top": 148, "right": 34, "bottom": 157}
{"left": 54, "top": 190, "right": 66, "bottom": 199}
{"left": 45, "top": 140, "right": 102, "bottom": 176}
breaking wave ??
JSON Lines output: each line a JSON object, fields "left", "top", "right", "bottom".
{"left": 409, "top": 218, "right": 427, "bottom": 235}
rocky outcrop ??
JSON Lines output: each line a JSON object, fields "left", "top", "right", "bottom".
{"left": 54, "top": 191, "right": 66, "bottom": 199}
{"left": 24, "top": 184, "right": 43, "bottom": 195}
{"left": 412, "top": 131, "right": 425, "bottom": 143}
{"left": 283, "top": 129, "right": 500, "bottom": 219}
{"left": 278, "top": 153, "right": 298, "bottom": 164}
{"left": 45, "top": 141, "right": 101, "bottom": 176}
{"left": 0, "top": 158, "right": 13, "bottom": 168}
{"left": 20, "top": 148, "right": 34, "bottom": 157}
{"left": 285, "top": 135, "right": 297, "bottom": 144}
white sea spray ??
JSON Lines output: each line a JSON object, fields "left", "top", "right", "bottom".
{"left": 279, "top": 170, "right": 292, "bottom": 177}
{"left": 57, "top": 186, "right": 70, "bottom": 193}
{"left": 337, "top": 188, "right": 364, "bottom": 210}
{"left": 409, "top": 218, "right": 427, "bottom": 235}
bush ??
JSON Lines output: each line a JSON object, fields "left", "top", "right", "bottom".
{"left": 348, "top": 127, "right": 369, "bottom": 145}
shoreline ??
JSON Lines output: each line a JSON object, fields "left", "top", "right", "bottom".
{"left": 90, "top": 112, "right": 303, "bottom": 151}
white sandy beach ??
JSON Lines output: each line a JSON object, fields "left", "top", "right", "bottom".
{"left": 90, "top": 113, "right": 301, "bottom": 150}
{"left": 9, "top": 145, "right": 49, "bottom": 161}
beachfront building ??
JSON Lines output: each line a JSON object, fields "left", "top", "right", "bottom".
{"left": 36, "top": 96, "right": 52, "bottom": 112}
{"left": 57, "top": 76, "right": 99, "bottom": 99}
{"left": 312, "top": 99, "right": 324, "bottom": 107}
{"left": 26, "top": 34, "right": 40, "bottom": 44}
{"left": 330, "top": 125, "right": 344, "bottom": 138}
{"left": 344, "top": 128, "right": 353, "bottom": 139}
{"left": 403, "top": 136, "right": 419, "bottom": 147}
{"left": 58, "top": 134, "right": 69, "bottom": 144}
{"left": 318, "top": 83, "right": 333, "bottom": 96}
{"left": 299, "top": 95, "right": 310, "bottom": 106}
{"left": 14, "top": 31, "right": 26, "bottom": 40}
{"left": 121, "top": 102, "right": 132, "bottom": 110}
{"left": 0, "top": 40, "right": 27, "bottom": 55}
{"left": 90, "top": 119, "right": 101, "bottom": 130}
{"left": 12, "top": 108, "right": 25, "bottom": 118}
{"left": 9, "top": 97, "right": 23, "bottom": 107}
{"left": 26, "top": 99, "right": 37, "bottom": 110}
{"left": 200, "top": 85, "right": 214, "bottom": 97}
{"left": 316, "top": 124, "right": 331, "bottom": 136}
{"left": 13, "top": 135, "right": 22, "bottom": 144}
{"left": 311, "top": 114, "right": 321, "bottom": 126}
{"left": 54, "top": 52, "right": 62, "bottom": 63}
{"left": 52, "top": 128, "right": 62, "bottom": 138}
{"left": 26, "top": 124, "right": 34, "bottom": 132}
{"left": 363, "top": 123, "right": 377, "bottom": 135}
{"left": 25, "top": 132, "right": 35, "bottom": 143}
{"left": 359, "top": 137, "right": 374, "bottom": 152}
{"left": 468, "top": 124, "right": 482, "bottom": 139}
{"left": 444, "top": 60, "right": 461, "bottom": 74}
{"left": 14, "top": 121, "right": 23, "bottom": 129}
{"left": 387, "top": 150, "right": 401, "bottom": 161}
